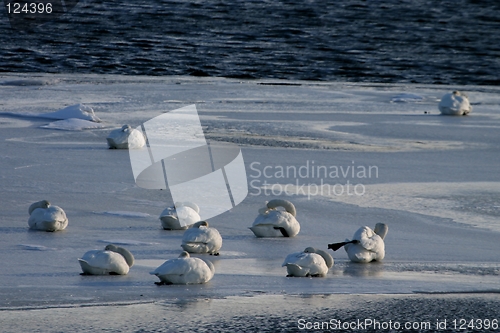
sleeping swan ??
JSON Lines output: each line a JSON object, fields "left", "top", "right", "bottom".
{"left": 28, "top": 200, "right": 68, "bottom": 232}
{"left": 106, "top": 125, "right": 146, "bottom": 149}
{"left": 438, "top": 91, "right": 472, "bottom": 116}
{"left": 150, "top": 251, "right": 215, "bottom": 285}
{"left": 78, "top": 244, "right": 135, "bottom": 275}
{"left": 249, "top": 199, "right": 300, "bottom": 237}
{"left": 328, "top": 223, "right": 388, "bottom": 263}
{"left": 160, "top": 202, "right": 201, "bottom": 230}
{"left": 282, "top": 247, "right": 334, "bottom": 277}
{"left": 181, "top": 221, "right": 222, "bottom": 255}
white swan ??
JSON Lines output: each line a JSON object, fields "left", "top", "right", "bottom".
{"left": 328, "top": 223, "right": 388, "bottom": 263}
{"left": 28, "top": 200, "right": 68, "bottom": 232}
{"left": 78, "top": 244, "right": 135, "bottom": 275}
{"left": 181, "top": 221, "right": 222, "bottom": 255}
{"left": 160, "top": 202, "right": 200, "bottom": 230}
{"left": 249, "top": 199, "right": 300, "bottom": 237}
{"left": 282, "top": 247, "right": 334, "bottom": 277}
{"left": 438, "top": 91, "right": 472, "bottom": 116}
{"left": 106, "top": 125, "right": 146, "bottom": 149}
{"left": 150, "top": 251, "right": 215, "bottom": 285}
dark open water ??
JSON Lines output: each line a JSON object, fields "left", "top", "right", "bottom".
{"left": 1, "top": 0, "right": 499, "bottom": 85}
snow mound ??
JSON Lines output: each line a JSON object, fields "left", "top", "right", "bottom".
{"left": 18, "top": 244, "right": 56, "bottom": 251}
{"left": 40, "top": 118, "right": 105, "bottom": 131}
{"left": 39, "top": 104, "right": 101, "bottom": 122}
{"left": 390, "top": 93, "right": 425, "bottom": 103}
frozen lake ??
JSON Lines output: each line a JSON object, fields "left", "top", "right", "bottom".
{"left": 0, "top": 74, "right": 499, "bottom": 313}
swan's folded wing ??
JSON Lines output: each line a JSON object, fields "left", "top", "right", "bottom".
{"left": 81, "top": 251, "right": 122, "bottom": 269}
{"left": 150, "top": 258, "right": 190, "bottom": 276}
{"left": 183, "top": 227, "right": 221, "bottom": 244}
{"left": 182, "top": 228, "right": 209, "bottom": 243}
{"left": 359, "top": 234, "right": 383, "bottom": 251}
{"left": 282, "top": 252, "right": 303, "bottom": 266}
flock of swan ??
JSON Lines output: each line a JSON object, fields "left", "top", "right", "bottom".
{"left": 27, "top": 198, "right": 388, "bottom": 285}
{"left": 27, "top": 90, "right": 472, "bottom": 285}
{"left": 103, "top": 91, "right": 472, "bottom": 151}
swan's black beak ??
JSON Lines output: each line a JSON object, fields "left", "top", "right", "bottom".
{"left": 328, "top": 240, "right": 358, "bottom": 251}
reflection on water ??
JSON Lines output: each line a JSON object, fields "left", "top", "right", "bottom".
{"left": 341, "top": 261, "right": 385, "bottom": 277}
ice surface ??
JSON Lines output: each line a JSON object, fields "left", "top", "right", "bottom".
{"left": 100, "top": 211, "right": 151, "bottom": 218}
{"left": 0, "top": 74, "right": 499, "bottom": 311}
{"left": 390, "top": 93, "right": 425, "bottom": 103}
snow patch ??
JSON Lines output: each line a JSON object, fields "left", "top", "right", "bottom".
{"left": 40, "top": 118, "right": 105, "bottom": 131}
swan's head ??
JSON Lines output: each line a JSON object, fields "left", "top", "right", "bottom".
{"left": 258, "top": 203, "right": 270, "bottom": 216}
{"left": 121, "top": 125, "right": 132, "bottom": 132}
{"left": 28, "top": 200, "right": 51, "bottom": 215}
{"left": 452, "top": 90, "right": 469, "bottom": 99}
{"left": 179, "top": 251, "right": 190, "bottom": 258}
{"left": 105, "top": 244, "right": 135, "bottom": 267}
{"left": 303, "top": 247, "right": 317, "bottom": 253}
{"left": 193, "top": 221, "right": 209, "bottom": 228}
{"left": 374, "top": 223, "right": 388, "bottom": 240}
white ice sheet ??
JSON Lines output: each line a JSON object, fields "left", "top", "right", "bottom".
{"left": 0, "top": 74, "right": 499, "bottom": 309}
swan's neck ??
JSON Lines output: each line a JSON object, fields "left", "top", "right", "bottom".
{"left": 374, "top": 223, "right": 388, "bottom": 240}
{"left": 108, "top": 246, "right": 135, "bottom": 267}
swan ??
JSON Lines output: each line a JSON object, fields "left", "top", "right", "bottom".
{"left": 249, "top": 199, "right": 300, "bottom": 237}
{"left": 78, "top": 244, "right": 135, "bottom": 275}
{"left": 160, "top": 202, "right": 201, "bottom": 230}
{"left": 150, "top": 251, "right": 215, "bottom": 285}
{"left": 28, "top": 200, "right": 68, "bottom": 232}
{"left": 328, "top": 223, "right": 388, "bottom": 263}
{"left": 282, "top": 247, "right": 334, "bottom": 277}
{"left": 438, "top": 91, "right": 472, "bottom": 116}
{"left": 181, "top": 221, "right": 222, "bottom": 255}
{"left": 106, "top": 125, "right": 146, "bottom": 149}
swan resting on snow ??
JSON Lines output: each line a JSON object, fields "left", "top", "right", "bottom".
{"left": 28, "top": 200, "right": 68, "bottom": 232}
{"left": 160, "top": 202, "right": 200, "bottom": 230}
{"left": 78, "top": 244, "right": 135, "bottom": 275}
{"left": 181, "top": 221, "right": 222, "bottom": 255}
{"left": 328, "top": 223, "right": 388, "bottom": 263}
{"left": 106, "top": 125, "right": 146, "bottom": 149}
{"left": 438, "top": 91, "right": 472, "bottom": 116}
{"left": 150, "top": 251, "right": 215, "bottom": 285}
{"left": 282, "top": 247, "right": 334, "bottom": 277}
{"left": 249, "top": 199, "right": 300, "bottom": 237}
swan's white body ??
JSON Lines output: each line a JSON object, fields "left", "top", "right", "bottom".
{"left": 150, "top": 252, "right": 215, "bottom": 285}
{"left": 78, "top": 244, "right": 134, "bottom": 275}
{"left": 160, "top": 202, "right": 200, "bottom": 230}
{"left": 282, "top": 247, "right": 334, "bottom": 277}
{"left": 28, "top": 200, "right": 68, "bottom": 232}
{"left": 344, "top": 224, "right": 388, "bottom": 263}
{"left": 250, "top": 199, "right": 300, "bottom": 237}
{"left": 438, "top": 91, "right": 472, "bottom": 116}
{"left": 181, "top": 221, "right": 222, "bottom": 255}
{"left": 106, "top": 125, "right": 146, "bottom": 149}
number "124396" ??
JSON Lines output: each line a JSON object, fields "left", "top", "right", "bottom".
{"left": 6, "top": 2, "right": 53, "bottom": 14}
